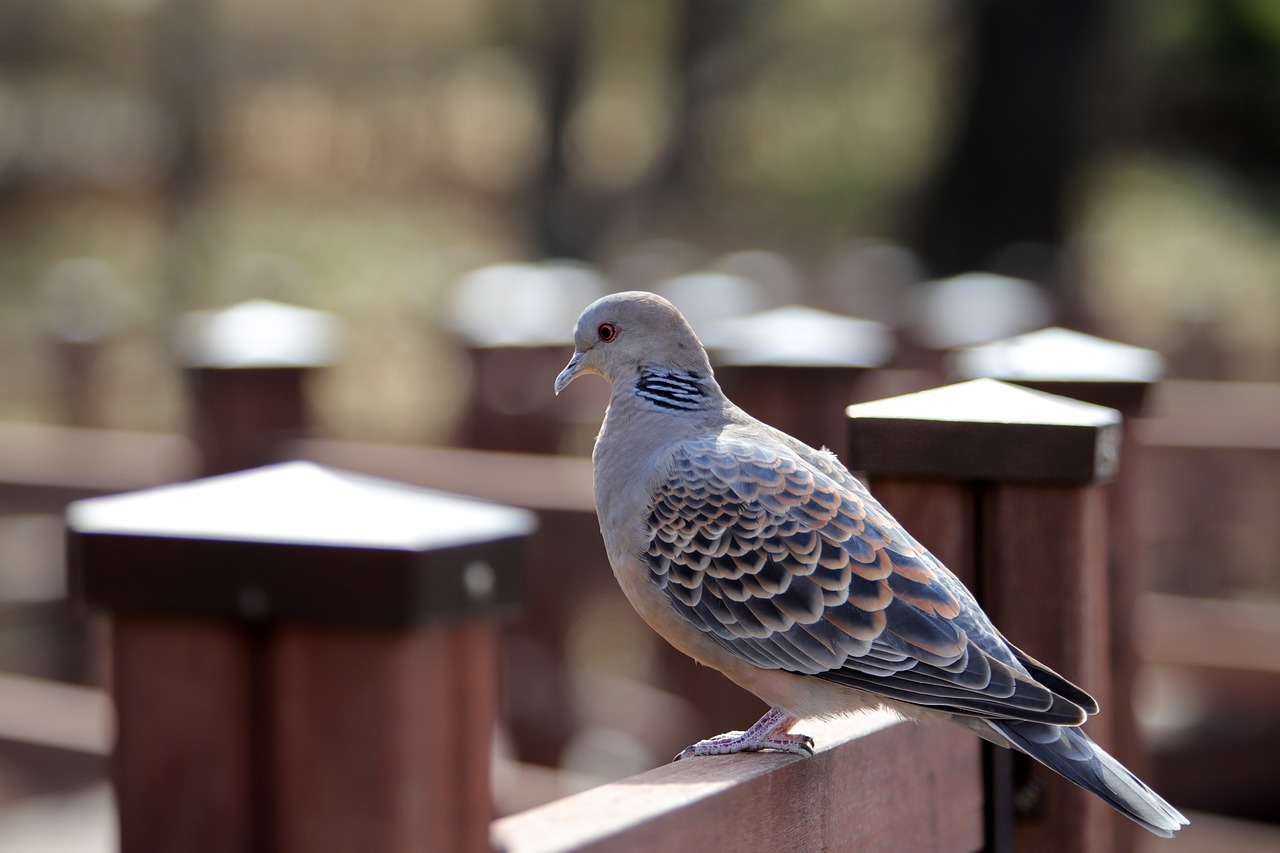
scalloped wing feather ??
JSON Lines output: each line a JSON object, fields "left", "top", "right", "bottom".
{"left": 645, "top": 432, "right": 1094, "bottom": 726}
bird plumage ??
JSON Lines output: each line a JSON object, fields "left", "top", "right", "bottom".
{"left": 554, "top": 290, "right": 1187, "bottom": 838}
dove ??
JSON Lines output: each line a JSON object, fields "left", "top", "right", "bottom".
{"left": 553, "top": 291, "right": 1187, "bottom": 838}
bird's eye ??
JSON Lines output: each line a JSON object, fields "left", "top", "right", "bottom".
{"left": 597, "top": 322, "right": 617, "bottom": 342}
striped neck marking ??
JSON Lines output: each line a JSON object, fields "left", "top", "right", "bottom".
{"left": 636, "top": 367, "right": 710, "bottom": 411}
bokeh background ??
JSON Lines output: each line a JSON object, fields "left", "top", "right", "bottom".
{"left": 2, "top": 0, "right": 1280, "bottom": 849}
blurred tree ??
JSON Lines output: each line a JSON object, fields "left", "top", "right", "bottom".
{"left": 153, "top": 0, "right": 220, "bottom": 315}
{"left": 645, "top": 0, "right": 759, "bottom": 204}
{"left": 516, "top": 0, "right": 601, "bottom": 259}
{"left": 910, "top": 0, "right": 1110, "bottom": 283}
{"left": 0, "top": 1, "right": 64, "bottom": 210}
{"left": 0, "top": 0, "right": 47, "bottom": 72}
{"left": 1143, "top": 0, "right": 1280, "bottom": 198}
{"left": 515, "top": 0, "right": 759, "bottom": 260}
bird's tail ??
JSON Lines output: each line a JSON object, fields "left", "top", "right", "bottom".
{"left": 986, "top": 719, "right": 1189, "bottom": 838}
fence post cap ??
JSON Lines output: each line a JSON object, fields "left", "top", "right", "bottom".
{"left": 705, "top": 305, "right": 894, "bottom": 368}
{"left": 950, "top": 326, "right": 1163, "bottom": 413}
{"left": 952, "top": 327, "right": 1163, "bottom": 382}
{"left": 845, "top": 378, "right": 1122, "bottom": 483}
{"left": 68, "top": 461, "right": 536, "bottom": 625}
{"left": 179, "top": 299, "right": 341, "bottom": 369}
{"left": 449, "top": 260, "right": 606, "bottom": 348}
{"left": 913, "top": 272, "right": 1053, "bottom": 349}
{"left": 656, "top": 271, "right": 770, "bottom": 331}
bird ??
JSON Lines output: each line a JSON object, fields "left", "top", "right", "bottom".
{"left": 553, "top": 290, "right": 1188, "bottom": 838}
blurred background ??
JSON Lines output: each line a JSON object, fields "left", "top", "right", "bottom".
{"left": 2, "top": 0, "right": 1280, "bottom": 849}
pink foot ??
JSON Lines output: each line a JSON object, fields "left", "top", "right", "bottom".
{"left": 675, "top": 708, "right": 815, "bottom": 760}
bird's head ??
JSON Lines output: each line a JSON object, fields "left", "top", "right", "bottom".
{"left": 554, "top": 291, "right": 709, "bottom": 394}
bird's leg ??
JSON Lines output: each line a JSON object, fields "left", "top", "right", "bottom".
{"left": 675, "top": 707, "right": 815, "bottom": 760}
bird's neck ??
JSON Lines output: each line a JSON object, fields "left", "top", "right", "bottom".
{"left": 632, "top": 365, "right": 716, "bottom": 412}
{"left": 592, "top": 364, "right": 726, "bottom": 513}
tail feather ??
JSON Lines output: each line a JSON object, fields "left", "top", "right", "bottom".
{"left": 987, "top": 719, "right": 1189, "bottom": 838}
{"left": 1006, "top": 642, "right": 1101, "bottom": 716}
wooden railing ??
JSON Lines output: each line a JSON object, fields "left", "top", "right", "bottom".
{"left": 24, "top": 317, "right": 1280, "bottom": 847}
{"left": 492, "top": 712, "right": 982, "bottom": 853}
{"left": 491, "top": 377, "right": 1128, "bottom": 853}
{"left": 60, "top": 374, "right": 1134, "bottom": 853}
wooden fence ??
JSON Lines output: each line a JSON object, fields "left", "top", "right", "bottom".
{"left": 15, "top": 318, "right": 1272, "bottom": 849}
{"left": 68, "top": 462, "right": 535, "bottom": 853}
{"left": 492, "top": 712, "right": 982, "bottom": 853}
{"left": 493, "top": 377, "right": 1126, "bottom": 853}
{"left": 62, "top": 374, "right": 1136, "bottom": 853}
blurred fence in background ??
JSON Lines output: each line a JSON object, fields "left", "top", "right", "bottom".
{"left": 2, "top": 276, "right": 1280, "bottom": 848}
{"left": 5, "top": 0, "right": 1280, "bottom": 848}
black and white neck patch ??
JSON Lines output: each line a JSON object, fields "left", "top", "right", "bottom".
{"left": 635, "top": 367, "right": 710, "bottom": 411}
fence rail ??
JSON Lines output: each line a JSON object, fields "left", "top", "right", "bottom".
{"left": 59, "top": 375, "right": 1139, "bottom": 852}
{"left": 18, "top": 328, "right": 1273, "bottom": 849}
{"left": 492, "top": 712, "right": 982, "bottom": 853}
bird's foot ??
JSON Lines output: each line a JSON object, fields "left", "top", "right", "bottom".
{"left": 675, "top": 708, "right": 814, "bottom": 760}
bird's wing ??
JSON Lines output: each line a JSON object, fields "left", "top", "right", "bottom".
{"left": 645, "top": 431, "right": 1094, "bottom": 725}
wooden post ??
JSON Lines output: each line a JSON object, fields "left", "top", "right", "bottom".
{"left": 180, "top": 300, "right": 340, "bottom": 475}
{"left": 272, "top": 440, "right": 611, "bottom": 768}
{"left": 847, "top": 378, "right": 1123, "bottom": 853}
{"left": 38, "top": 258, "right": 129, "bottom": 428}
{"left": 68, "top": 462, "right": 534, "bottom": 853}
{"left": 949, "top": 326, "right": 1162, "bottom": 414}
{"left": 708, "top": 305, "right": 893, "bottom": 455}
{"left": 952, "top": 327, "right": 1163, "bottom": 853}
{"left": 447, "top": 261, "right": 605, "bottom": 455}
{"left": 453, "top": 344, "right": 583, "bottom": 454}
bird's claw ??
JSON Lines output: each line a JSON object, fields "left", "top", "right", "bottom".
{"left": 673, "top": 710, "right": 814, "bottom": 760}
{"left": 674, "top": 731, "right": 814, "bottom": 761}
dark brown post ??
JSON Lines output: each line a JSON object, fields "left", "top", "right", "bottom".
{"left": 709, "top": 305, "right": 893, "bottom": 456}
{"left": 181, "top": 300, "right": 340, "bottom": 475}
{"left": 68, "top": 462, "right": 534, "bottom": 853}
{"left": 952, "top": 326, "right": 1163, "bottom": 853}
{"left": 847, "top": 378, "right": 1123, "bottom": 853}
{"left": 948, "top": 326, "right": 1161, "bottom": 414}
{"left": 38, "top": 258, "right": 129, "bottom": 427}
{"left": 446, "top": 262, "right": 605, "bottom": 455}
{"left": 452, "top": 344, "right": 585, "bottom": 454}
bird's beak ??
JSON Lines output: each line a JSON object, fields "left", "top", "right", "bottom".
{"left": 554, "top": 351, "right": 585, "bottom": 395}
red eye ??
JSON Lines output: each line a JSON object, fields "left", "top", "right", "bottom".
{"left": 597, "top": 322, "right": 617, "bottom": 342}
